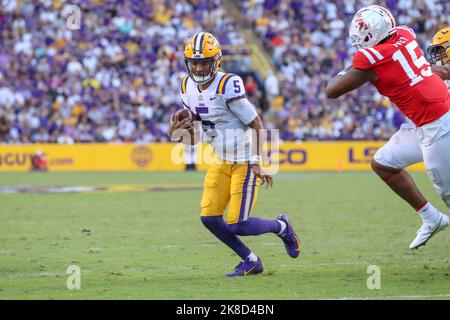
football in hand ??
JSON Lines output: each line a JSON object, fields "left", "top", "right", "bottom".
{"left": 177, "top": 109, "right": 199, "bottom": 122}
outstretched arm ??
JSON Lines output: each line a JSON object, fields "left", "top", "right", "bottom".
{"left": 325, "top": 67, "right": 377, "bottom": 99}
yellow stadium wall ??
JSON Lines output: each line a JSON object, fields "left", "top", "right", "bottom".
{"left": 271, "top": 141, "right": 425, "bottom": 172}
{"left": 0, "top": 143, "right": 185, "bottom": 172}
{"left": 0, "top": 142, "right": 425, "bottom": 172}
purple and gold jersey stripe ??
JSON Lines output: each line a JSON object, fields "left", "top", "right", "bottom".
{"left": 216, "top": 73, "right": 234, "bottom": 94}
{"left": 181, "top": 75, "right": 189, "bottom": 94}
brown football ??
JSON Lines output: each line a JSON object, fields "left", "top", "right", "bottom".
{"left": 178, "top": 109, "right": 199, "bottom": 122}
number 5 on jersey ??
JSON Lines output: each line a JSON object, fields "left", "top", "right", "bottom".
{"left": 196, "top": 104, "right": 216, "bottom": 138}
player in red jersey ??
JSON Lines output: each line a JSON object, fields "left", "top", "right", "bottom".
{"left": 326, "top": 5, "right": 450, "bottom": 249}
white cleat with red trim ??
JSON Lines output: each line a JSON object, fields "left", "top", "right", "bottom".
{"left": 409, "top": 213, "right": 449, "bottom": 249}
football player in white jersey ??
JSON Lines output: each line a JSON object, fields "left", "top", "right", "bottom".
{"left": 167, "top": 32, "right": 301, "bottom": 276}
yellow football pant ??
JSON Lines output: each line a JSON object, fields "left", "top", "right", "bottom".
{"left": 200, "top": 163, "right": 260, "bottom": 224}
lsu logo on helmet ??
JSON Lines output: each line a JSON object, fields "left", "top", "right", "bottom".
{"left": 427, "top": 27, "right": 450, "bottom": 65}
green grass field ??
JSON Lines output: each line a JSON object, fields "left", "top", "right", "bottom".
{"left": 0, "top": 171, "right": 449, "bottom": 300}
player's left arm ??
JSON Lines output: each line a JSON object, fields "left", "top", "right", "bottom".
{"left": 432, "top": 65, "right": 450, "bottom": 80}
{"left": 225, "top": 75, "right": 273, "bottom": 188}
{"left": 246, "top": 115, "right": 273, "bottom": 188}
{"left": 227, "top": 99, "right": 274, "bottom": 189}
{"left": 325, "top": 67, "right": 377, "bottom": 98}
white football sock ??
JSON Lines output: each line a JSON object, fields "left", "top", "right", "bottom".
{"left": 417, "top": 202, "right": 440, "bottom": 223}
{"left": 247, "top": 252, "right": 258, "bottom": 262}
{"left": 277, "top": 220, "right": 287, "bottom": 235}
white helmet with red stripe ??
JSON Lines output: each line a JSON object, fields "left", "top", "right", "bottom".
{"left": 349, "top": 5, "right": 396, "bottom": 49}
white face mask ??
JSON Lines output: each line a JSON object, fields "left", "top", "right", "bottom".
{"left": 350, "top": 35, "right": 362, "bottom": 50}
{"left": 186, "top": 59, "right": 217, "bottom": 84}
{"left": 428, "top": 45, "right": 450, "bottom": 66}
{"left": 192, "top": 73, "right": 213, "bottom": 84}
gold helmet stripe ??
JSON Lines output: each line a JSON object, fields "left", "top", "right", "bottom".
{"left": 195, "top": 32, "right": 205, "bottom": 54}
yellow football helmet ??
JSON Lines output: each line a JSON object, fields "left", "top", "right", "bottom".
{"left": 184, "top": 32, "right": 222, "bottom": 84}
{"left": 427, "top": 26, "right": 450, "bottom": 65}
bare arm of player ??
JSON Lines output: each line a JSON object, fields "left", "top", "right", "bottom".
{"left": 247, "top": 115, "right": 273, "bottom": 189}
{"left": 432, "top": 65, "right": 450, "bottom": 80}
{"left": 167, "top": 111, "right": 196, "bottom": 145}
{"left": 325, "top": 68, "right": 378, "bottom": 98}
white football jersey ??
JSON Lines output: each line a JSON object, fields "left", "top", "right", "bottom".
{"left": 180, "top": 71, "right": 258, "bottom": 162}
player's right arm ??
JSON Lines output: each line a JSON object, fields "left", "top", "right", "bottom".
{"left": 167, "top": 110, "right": 195, "bottom": 144}
{"left": 325, "top": 68, "right": 376, "bottom": 98}
{"left": 326, "top": 49, "right": 378, "bottom": 98}
{"left": 167, "top": 75, "right": 201, "bottom": 145}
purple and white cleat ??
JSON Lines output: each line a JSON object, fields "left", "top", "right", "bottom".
{"left": 278, "top": 213, "right": 302, "bottom": 258}
{"left": 226, "top": 257, "right": 264, "bottom": 277}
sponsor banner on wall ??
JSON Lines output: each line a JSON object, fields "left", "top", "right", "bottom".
{"left": 0, "top": 142, "right": 425, "bottom": 172}
{"left": 267, "top": 141, "right": 425, "bottom": 171}
{"left": 194, "top": 141, "right": 425, "bottom": 172}
{"left": 0, "top": 144, "right": 184, "bottom": 172}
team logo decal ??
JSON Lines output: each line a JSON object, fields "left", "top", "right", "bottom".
{"left": 131, "top": 146, "right": 152, "bottom": 167}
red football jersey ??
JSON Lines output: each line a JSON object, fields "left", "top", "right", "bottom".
{"left": 352, "top": 26, "right": 450, "bottom": 126}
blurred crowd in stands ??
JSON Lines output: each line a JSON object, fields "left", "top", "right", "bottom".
{"left": 0, "top": 0, "right": 448, "bottom": 144}
{"left": 239, "top": 0, "right": 449, "bottom": 140}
